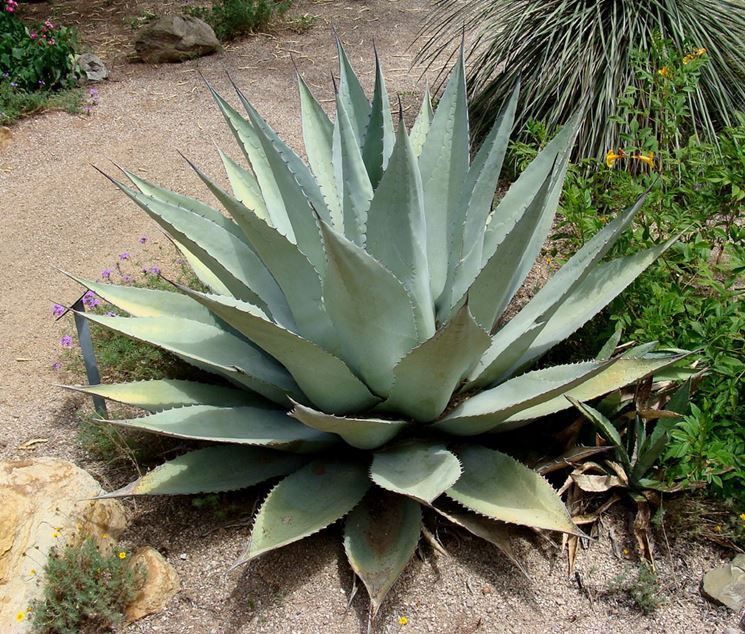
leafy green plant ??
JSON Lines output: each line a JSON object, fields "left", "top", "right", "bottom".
{"left": 64, "top": 43, "right": 682, "bottom": 617}
{"left": 186, "top": 0, "right": 291, "bottom": 42}
{"left": 417, "top": 0, "right": 745, "bottom": 159}
{"left": 0, "top": 81, "right": 82, "bottom": 124}
{"left": 611, "top": 563, "right": 664, "bottom": 615}
{"left": 31, "top": 539, "right": 143, "bottom": 634}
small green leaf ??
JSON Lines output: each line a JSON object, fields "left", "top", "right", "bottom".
{"left": 103, "top": 446, "right": 306, "bottom": 497}
{"left": 241, "top": 460, "right": 370, "bottom": 561}
{"left": 370, "top": 443, "right": 462, "bottom": 504}
{"left": 344, "top": 492, "right": 421, "bottom": 617}
{"left": 447, "top": 446, "right": 580, "bottom": 535}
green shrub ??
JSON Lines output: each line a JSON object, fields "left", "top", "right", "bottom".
{"left": 187, "top": 0, "right": 291, "bottom": 42}
{"left": 31, "top": 539, "right": 143, "bottom": 634}
{"left": 418, "top": 0, "right": 745, "bottom": 159}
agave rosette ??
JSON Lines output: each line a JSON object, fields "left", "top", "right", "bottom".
{"left": 66, "top": 43, "right": 683, "bottom": 613}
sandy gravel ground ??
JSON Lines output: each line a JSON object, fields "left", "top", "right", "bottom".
{"left": 0, "top": 0, "right": 742, "bottom": 632}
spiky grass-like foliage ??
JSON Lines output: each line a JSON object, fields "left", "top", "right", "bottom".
{"left": 417, "top": 0, "right": 745, "bottom": 158}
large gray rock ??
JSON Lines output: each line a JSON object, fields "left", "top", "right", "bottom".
{"left": 702, "top": 554, "right": 745, "bottom": 612}
{"left": 135, "top": 15, "right": 220, "bottom": 64}
{"left": 77, "top": 52, "right": 108, "bottom": 81}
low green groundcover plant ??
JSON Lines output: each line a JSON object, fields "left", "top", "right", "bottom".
{"left": 187, "top": 0, "right": 291, "bottom": 42}
{"left": 62, "top": 42, "right": 685, "bottom": 617}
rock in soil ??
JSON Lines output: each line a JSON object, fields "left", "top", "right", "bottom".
{"left": 702, "top": 553, "right": 745, "bottom": 612}
{"left": 135, "top": 15, "right": 220, "bottom": 64}
{"left": 126, "top": 546, "right": 180, "bottom": 623}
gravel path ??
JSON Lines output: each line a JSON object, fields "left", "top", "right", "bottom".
{"left": 0, "top": 1, "right": 740, "bottom": 631}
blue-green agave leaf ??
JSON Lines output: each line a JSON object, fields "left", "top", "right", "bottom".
{"left": 370, "top": 442, "right": 462, "bottom": 505}
{"left": 447, "top": 446, "right": 581, "bottom": 535}
{"left": 381, "top": 304, "right": 490, "bottom": 421}
{"left": 239, "top": 459, "right": 370, "bottom": 561}
{"left": 217, "top": 149, "right": 270, "bottom": 222}
{"left": 344, "top": 492, "right": 421, "bottom": 617}
{"left": 409, "top": 85, "right": 433, "bottom": 157}
{"left": 361, "top": 48, "right": 395, "bottom": 187}
{"left": 290, "top": 401, "right": 405, "bottom": 450}
{"left": 336, "top": 38, "right": 371, "bottom": 147}
{"left": 101, "top": 446, "right": 306, "bottom": 497}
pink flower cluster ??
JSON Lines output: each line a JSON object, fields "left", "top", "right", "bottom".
{"left": 4, "top": 0, "right": 18, "bottom": 12}
{"left": 30, "top": 20, "right": 57, "bottom": 46}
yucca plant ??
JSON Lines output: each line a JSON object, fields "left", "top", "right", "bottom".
{"left": 64, "top": 43, "right": 685, "bottom": 616}
{"left": 416, "top": 0, "right": 745, "bottom": 159}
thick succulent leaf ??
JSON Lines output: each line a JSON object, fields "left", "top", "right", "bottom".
{"left": 298, "top": 73, "right": 342, "bottom": 227}
{"left": 344, "top": 492, "right": 421, "bottom": 618}
{"left": 522, "top": 240, "right": 676, "bottom": 364}
{"left": 235, "top": 84, "right": 333, "bottom": 271}
{"left": 568, "top": 396, "right": 631, "bottom": 473}
{"left": 419, "top": 45, "right": 469, "bottom": 301}
{"left": 79, "top": 313, "right": 302, "bottom": 404}
{"left": 478, "top": 194, "right": 650, "bottom": 384}
{"left": 434, "top": 507, "right": 527, "bottom": 577}
{"left": 63, "top": 379, "right": 265, "bottom": 412}
{"left": 361, "top": 49, "right": 395, "bottom": 187}
{"left": 172, "top": 238, "right": 232, "bottom": 296}
{"left": 443, "top": 82, "right": 520, "bottom": 318}
{"left": 481, "top": 112, "right": 579, "bottom": 259}
{"left": 208, "top": 87, "right": 294, "bottom": 237}
{"left": 332, "top": 93, "right": 373, "bottom": 246}
{"left": 290, "top": 401, "right": 405, "bottom": 450}
{"left": 381, "top": 305, "right": 490, "bottom": 421}
{"left": 365, "top": 119, "right": 435, "bottom": 339}
{"left": 409, "top": 86, "right": 433, "bottom": 157}
{"left": 177, "top": 288, "right": 377, "bottom": 414}
{"left": 458, "top": 165, "right": 555, "bottom": 330}
{"left": 335, "top": 38, "right": 371, "bottom": 147}
{"left": 435, "top": 361, "right": 615, "bottom": 435}
{"left": 370, "top": 442, "right": 462, "bottom": 504}
{"left": 320, "top": 220, "right": 419, "bottom": 396}
{"left": 240, "top": 459, "right": 370, "bottom": 561}
{"left": 64, "top": 274, "right": 220, "bottom": 326}
{"left": 184, "top": 157, "right": 337, "bottom": 344}
{"left": 105, "top": 405, "right": 335, "bottom": 453}
{"left": 218, "top": 150, "right": 270, "bottom": 222}
{"left": 102, "top": 446, "right": 306, "bottom": 497}
{"left": 112, "top": 177, "right": 274, "bottom": 307}
{"left": 124, "top": 169, "right": 248, "bottom": 242}
{"left": 504, "top": 355, "right": 688, "bottom": 425}
{"left": 447, "top": 446, "right": 580, "bottom": 535}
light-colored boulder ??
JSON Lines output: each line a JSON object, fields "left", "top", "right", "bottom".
{"left": 702, "top": 554, "right": 745, "bottom": 612}
{"left": 0, "top": 458, "right": 127, "bottom": 632}
{"left": 76, "top": 52, "right": 109, "bottom": 81}
{"left": 135, "top": 15, "right": 220, "bottom": 64}
{"left": 125, "top": 546, "right": 180, "bottom": 622}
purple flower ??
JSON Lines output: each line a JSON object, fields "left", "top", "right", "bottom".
{"left": 122, "top": 274, "right": 132, "bottom": 283}
{"left": 82, "top": 291, "right": 101, "bottom": 308}
{"left": 88, "top": 87, "right": 98, "bottom": 97}
{"left": 60, "top": 335, "right": 73, "bottom": 348}
{"left": 138, "top": 236, "right": 148, "bottom": 244}
{"left": 119, "top": 251, "right": 130, "bottom": 261}
{"left": 105, "top": 310, "right": 118, "bottom": 317}
{"left": 51, "top": 361, "right": 61, "bottom": 370}
{"left": 51, "top": 303, "right": 65, "bottom": 317}
{"left": 38, "top": 80, "right": 45, "bottom": 87}
{"left": 147, "top": 266, "right": 161, "bottom": 275}
{"left": 9, "top": 82, "right": 16, "bottom": 88}
{"left": 101, "top": 268, "right": 113, "bottom": 280}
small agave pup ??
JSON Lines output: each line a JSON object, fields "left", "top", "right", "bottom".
{"left": 65, "top": 42, "right": 683, "bottom": 616}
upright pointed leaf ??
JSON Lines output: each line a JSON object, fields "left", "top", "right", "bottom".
{"left": 103, "top": 446, "right": 306, "bottom": 497}
{"left": 218, "top": 150, "right": 270, "bottom": 222}
{"left": 106, "top": 405, "right": 335, "bottom": 452}
{"left": 344, "top": 492, "right": 421, "bottom": 617}
{"left": 381, "top": 305, "right": 490, "bottom": 421}
{"left": 177, "top": 288, "right": 377, "bottom": 414}
{"left": 409, "top": 86, "right": 433, "bottom": 157}
{"left": 332, "top": 93, "right": 373, "bottom": 246}
{"left": 64, "top": 379, "right": 265, "bottom": 412}
{"left": 371, "top": 443, "right": 462, "bottom": 505}
{"left": 336, "top": 39, "right": 371, "bottom": 146}
{"left": 362, "top": 49, "right": 395, "bottom": 187}
{"left": 298, "top": 74, "right": 342, "bottom": 227}
{"left": 290, "top": 401, "right": 405, "bottom": 450}
{"left": 320, "top": 221, "right": 419, "bottom": 395}
{"left": 241, "top": 460, "right": 370, "bottom": 561}
{"left": 447, "top": 446, "right": 580, "bottom": 535}
{"left": 419, "top": 46, "right": 469, "bottom": 301}
{"left": 366, "top": 120, "right": 435, "bottom": 339}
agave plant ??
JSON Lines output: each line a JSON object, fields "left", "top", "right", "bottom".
{"left": 417, "top": 0, "right": 745, "bottom": 159}
{"left": 66, "top": 42, "right": 684, "bottom": 615}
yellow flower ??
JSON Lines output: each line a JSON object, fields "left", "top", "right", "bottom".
{"left": 16, "top": 612, "right": 25, "bottom": 622}
{"left": 606, "top": 149, "right": 624, "bottom": 168}
{"left": 52, "top": 532, "right": 59, "bottom": 539}
{"left": 632, "top": 151, "right": 655, "bottom": 168}
{"left": 623, "top": 547, "right": 630, "bottom": 556}
{"left": 101, "top": 533, "right": 109, "bottom": 540}
{"left": 683, "top": 48, "right": 707, "bottom": 65}
{"left": 714, "top": 525, "right": 722, "bottom": 533}
{"left": 545, "top": 256, "right": 552, "bottom": 264}
{"left": 399, "top": 616, "right": 409, "bottom": 625}
{"left": 118, "top": 551, "right": 127, "bottom": 560}
{"left": 30, "top": 569, "right": 36, "bottom": 576}
{"left": 658, "top": 66, "right": 670, "bottom": 77}
{"left": 739, "top": 513, "right": 745, "bottom": 521}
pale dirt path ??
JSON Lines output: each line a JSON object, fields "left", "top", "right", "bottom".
{"left": 0, "top": 1, "right": 739, "bottom": 631}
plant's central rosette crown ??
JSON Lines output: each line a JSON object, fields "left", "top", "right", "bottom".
{"left": 67, "top": 42, "right": 682, "bottom": 614}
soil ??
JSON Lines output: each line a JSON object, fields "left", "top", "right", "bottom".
{"left": 0, "top": 0, "right": 742, "bottom": 632}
